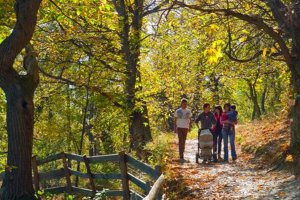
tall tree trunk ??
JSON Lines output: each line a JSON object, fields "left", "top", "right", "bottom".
{"left": 289, "top": 61, "right": 300, "bottom": 176}
{"left": 86, "top": 101, "right": 96, "bottom": 156}
{"left": 2, "top": 84, "right": 35, "bottom": 199}
{"left": 247, "top": 80, "right": 261, "bottom": 120}
{"left": 113, "top": 0, "right": 152, "bottom": 153}
{"left": 129, "top": 104, "right": 152, "bottom": 150}
{"left": 1, "top": 45, "right": 40, "bottom": 199}
{"left": 261, "top": 82, "right": 268, "bottom": 114}
{"left": 75, "top": 87, "right": 90, "bottom": 186}
{"left": 0, "top": 0, "right": 41, "bottom": 198}
{"left": 66, "top": 85, "right": 72, "bottom": 153}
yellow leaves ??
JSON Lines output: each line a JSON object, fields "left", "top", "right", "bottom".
{"left": 245, "top": 3, "right": 251, "bottom": 10}
{"left": 204, "top": 40, "right": 224, "bottom": 64}
{"left": 204, "top": 47, "right": 223, "bottom": 64}
{"left": 262, "top": 48, "right": 268, "bottom": 58}
{"left": 271, "top": 47, "right": 276, "bottom": 54}
{"left": 261, "top": 47, "right": 277, "bottom": 59}
{"left": 241, "top": 30, "right": 250, "bottom": 34}
{"left": 204, "top": 47, "right": 217, "bottom": 56}
{"left": 212, "top": 40, "right": 225, "bottom": 48}
{"left": 206, "top": 24, "right": 219, "bottom": 36}
{"left": 239, "top": 36, "right": 247, "bottom": 43}
{"left": 278, "top": 191, "right": 286, "bottom": 198}
{"left": 285, "top": 155, "right": 293, "bottom": 162}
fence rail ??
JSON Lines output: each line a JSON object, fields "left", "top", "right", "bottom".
{"left": 0, "top": 152, "right": 164, "bottom": 200}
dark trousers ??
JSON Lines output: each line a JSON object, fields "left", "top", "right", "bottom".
{"left": 177, "top": 128, "right": 188, "bottom": 159}
{"left": 213, "top": 130, "right": 223, "bottom": 155}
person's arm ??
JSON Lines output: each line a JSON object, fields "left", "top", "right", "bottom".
{"left": 210, "top": 113, "right": 217, "bottom": 130}
{"left": 174, "top": 117, "right": 177, "bottom": 133}
{"left": 226, "top": 121, "right": 236, "bottom": 125}
{"left": 234, "top": 113, "right": 238, "bottom": 125}
{"left": 222, "top": 114, "right": 232, "bottom": 124}
{"left": 195, "top": 114, "right": 201, "bottom": 129}
{"left": 211, "top": 113, "right": 217, "bottom": 125}
{"left": 226, "top": 116, "right": 237, "bottom": 125}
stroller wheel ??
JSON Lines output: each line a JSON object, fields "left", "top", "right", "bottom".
{"left": 196, "top": 153, "right": 199, "bottom": 164}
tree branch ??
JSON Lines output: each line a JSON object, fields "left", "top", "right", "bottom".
{"left": 39, "top": 67, "right": 125, "bottom": 109}
{"left": 0, "top": 0, "right": 41, "bottom": 74}
{"left": 24, "top": 44, "right": 39, "bottom": 88}
{"left": 176, "top": 1, "right": 293, "bottom": 65}
{"left": 265, "top": 0, "right": 291, "bottom": 34}
{"left": 143, "top": 1, "right": 175, "bottom": 17}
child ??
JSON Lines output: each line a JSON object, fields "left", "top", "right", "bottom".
{"left": 228, "top": 105, "right": 238, "bottom": 132}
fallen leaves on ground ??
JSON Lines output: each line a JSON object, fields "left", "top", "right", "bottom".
{"left": 164, "top": 118, "right": 300, "bottom": 199}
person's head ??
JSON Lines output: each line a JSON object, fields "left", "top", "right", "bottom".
{"left": 181, "top": 98, "right": 188, "bottom": 109}
{"left": 203, "top": 103, "right": 210, "bottom": 113}
{"left": 224, "top": 103, "right": 231, "bottom": 112}
{"left": 214, "top": 105, "right": 223, "bottom": 115}
{"left": 230, "top": 104, "right": 236, "bottom": 111}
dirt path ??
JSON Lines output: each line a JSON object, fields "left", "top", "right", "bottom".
{"left": 166, "top": 139, "right": 300, "bottom": 200}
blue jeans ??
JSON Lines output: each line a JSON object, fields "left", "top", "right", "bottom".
{"left": 222, "top": 128, "right": 237, "bottom": 161}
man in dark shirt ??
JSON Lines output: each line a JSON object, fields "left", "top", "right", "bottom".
{"left": 195, "top": 103, "right": 217, "bottom": 161}
{"left": 195, "top": 103, "right": 216, "bottom": 130}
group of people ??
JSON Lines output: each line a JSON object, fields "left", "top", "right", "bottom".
{"left": 174, "top": 98, "right": 238, "bottom": 163}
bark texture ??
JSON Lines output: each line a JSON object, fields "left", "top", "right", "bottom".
{"left": 0, "top": 0, "right": 41, "bottom": 199}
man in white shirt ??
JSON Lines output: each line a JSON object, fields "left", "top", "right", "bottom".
{"left": 174, "top": 98, "right": 192, "bottom": 161}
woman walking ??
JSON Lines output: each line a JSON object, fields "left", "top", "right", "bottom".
{"left": 213, "top": 105, "right": 223, "bottom": 160}
{"left": 221, "top": 103, "right": 237, "bottom": 162}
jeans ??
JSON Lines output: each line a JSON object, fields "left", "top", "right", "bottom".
{"left": 222, "top": 128, "right": 237, "bottom": 161}
{"left": 218, "top": 130, "right": 223, "bottom": 155}
{"left": 213, "top": 131, "right": 222, "bottom": 154}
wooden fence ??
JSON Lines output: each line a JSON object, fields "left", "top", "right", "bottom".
{"left": 0, "top": 152, "right": 164, "bottom": 200}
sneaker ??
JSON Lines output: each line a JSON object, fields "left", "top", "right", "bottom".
{"left": 232, "top": 157, "right": 237, "bottom": 161}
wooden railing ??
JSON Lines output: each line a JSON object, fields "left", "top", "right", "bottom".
{"left": 0, "top": 152, "right": 164, "bottom": 200}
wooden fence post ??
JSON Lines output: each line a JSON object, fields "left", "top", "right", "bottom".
{"left": 67, "top": 158, "right": 72, "bottom": 169}
{"left": 146, "top": 181, "right": 152, "bottom": 194}
{"left": 32, "top": 156, "right": 40, "bottom": 192}
{"left": 119, "top": 152, "right": 130, "bottom": 200}
{"left": 155, "top": 166, "right": 163, "bottom": 200}
{"left": 62, "top": 153, "right": 72, "bottom": 193}
{"left": 83, "top": 155, "right": 96, "bottom": 196}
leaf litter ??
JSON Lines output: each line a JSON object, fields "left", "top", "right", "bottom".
{"left": 165, "top": 119, "right": 300, "bottom": 199}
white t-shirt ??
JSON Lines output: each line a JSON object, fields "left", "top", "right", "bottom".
{"left": 175, "top": 108, "right": 192, "bottom": 129}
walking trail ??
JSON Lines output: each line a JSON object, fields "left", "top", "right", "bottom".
{"left": 165, "top": 139, "right": 300, "bottom": 199}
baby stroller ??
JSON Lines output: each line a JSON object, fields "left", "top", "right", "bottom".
{"left": 195, "top": 129, "right": 213, "bottom": 163}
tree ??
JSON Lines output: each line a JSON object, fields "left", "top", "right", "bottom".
{"left": 32, "top": 0, "right": 171, "bottom": 154}
{"left": 177, "top": 0, "right": 300, "bottom": 174}
{"left": 112, "top": 0, "right": 171, "bottom": 152}
{"left": 0, "top": 0, "right": 41, "bottom": 199}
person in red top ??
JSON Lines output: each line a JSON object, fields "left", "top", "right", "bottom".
{"left": 213, "top": 105, "right": 223, "bottom": 160}
{"left": 220, "top": 103, "right": 237, "bottom": 162}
